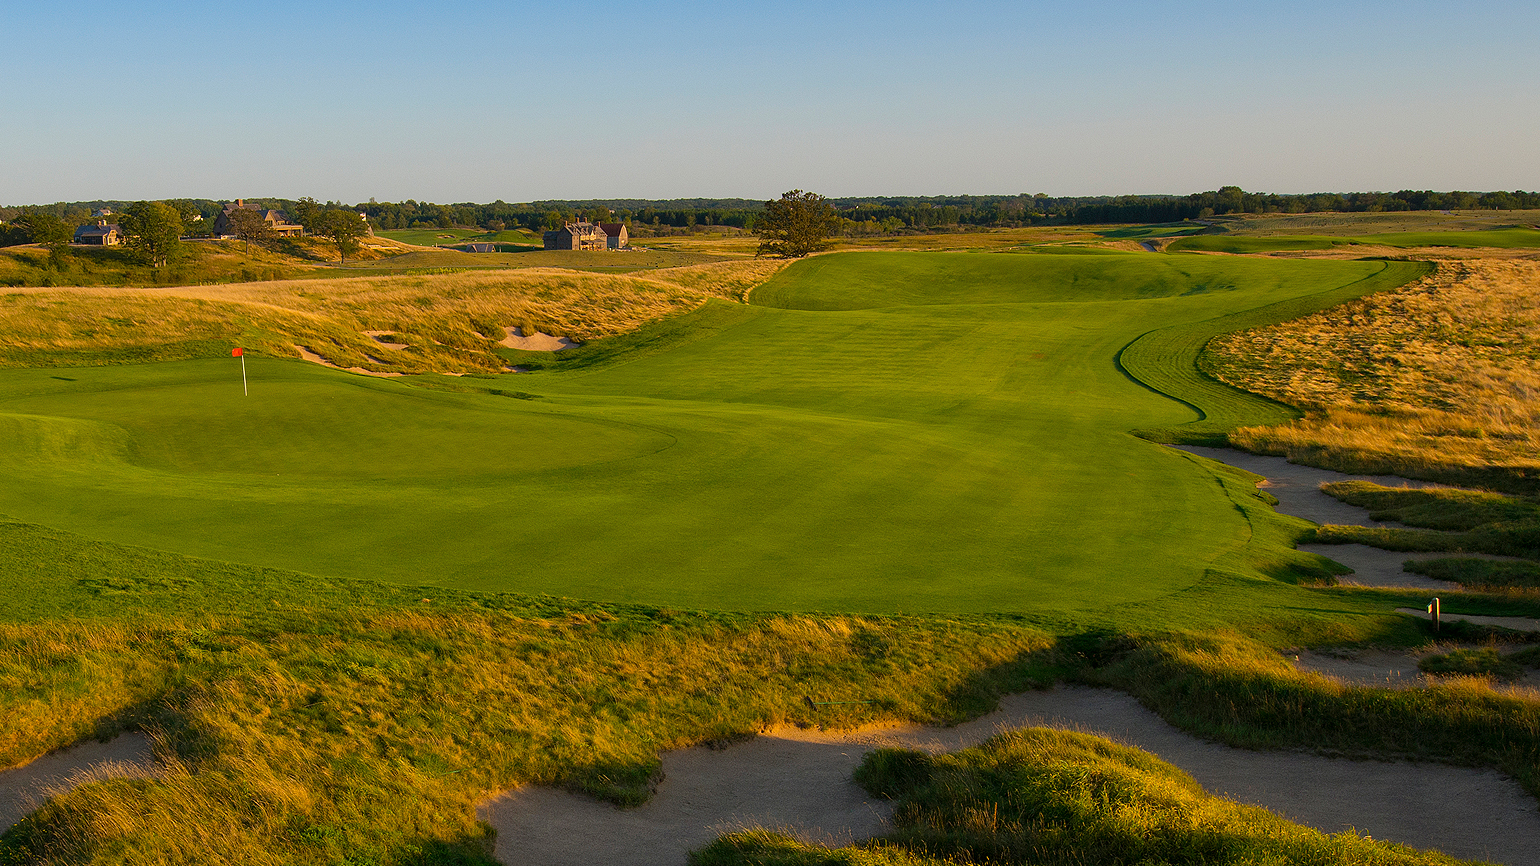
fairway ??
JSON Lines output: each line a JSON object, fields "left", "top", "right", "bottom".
{"left": 1167, "top": 227, "right": 1540, "bottom": 254}
{"left": 0, "top": 250, "right": 1410, "bottom": 614}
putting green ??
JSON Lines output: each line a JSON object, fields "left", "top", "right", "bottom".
{"left": 0, "top": 251, "right": 1415, "bottom": 614}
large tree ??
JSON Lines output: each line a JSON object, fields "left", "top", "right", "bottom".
{"left": 120, "top": 201, "right": 184, "bottom": 267}
{"left": 313, "top": 209, "right": 365, "bottom": 262}
{"left": 12, "top": 209, "right": 75, "bottom": 268}
{"left": 226, "top": 207, "right": 273, "bottom": 253}
{"left": 755, "top": 189, "right": 839, "bottom": 258}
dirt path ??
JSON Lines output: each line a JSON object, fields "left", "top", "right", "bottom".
{"left": 0, "top": 733, "right": 157, "bottom": 832}
{"left": 478, "top": 686, "right": 1540, "bottom": 866}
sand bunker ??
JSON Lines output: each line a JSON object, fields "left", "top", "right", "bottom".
{"left": 500, "top": 327, "right": 580, "bottom": 352}
{"left": 294, "top": 345, "right": 404, "bottom": 378}
{"left": 1177, "top": 446, "right": 1473, "bottom": 590}
{"left": 479, "top": 686, "right": 1540, "bottom": 866}
{"left": 1, "top": 733, "right": 157, "bottom": 832}
{"left": 1292, "top": 648, "right": 1429, "bottom": 687}
{"left": 363, "top": 331, "right": 409, "bottom": 350}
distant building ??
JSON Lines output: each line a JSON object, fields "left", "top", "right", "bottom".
{"left": 543, "top": 221, "right": 608, "bottom": 251}
{"left": 213, "top": 200, "right": 304, "bottom": 238}
{"left": 464, "top": 242, "right": 497, "bottom": 253}
{"left": 74, "top": 221, "right": 122, "bottom": 245}
{"left": 91, "top": 207, "right": 114, "bottom": 218}
{"left": 599, "top": 223, "right": 629, "bottom": 250}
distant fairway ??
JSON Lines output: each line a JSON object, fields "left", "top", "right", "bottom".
{"left": 1167, "top": 227, "right": 1540, "bottom": 254}
{"left": 0, "top": 251, "right": 1419, "bottom": 614}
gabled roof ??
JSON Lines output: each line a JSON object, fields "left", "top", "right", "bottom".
{"left": 74, "top": 223, "right": 120, "bottom": 238}
{"left": 599, "top": 223, "right": 626, "bottom": 236}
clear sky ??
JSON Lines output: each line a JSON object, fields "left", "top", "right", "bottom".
{"left": 3, "top": 0, "right": 1537, "bottom": 204}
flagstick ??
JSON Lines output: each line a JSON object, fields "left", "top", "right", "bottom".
{"left": 241, "top": 354, "right": 248, "bottom": 396}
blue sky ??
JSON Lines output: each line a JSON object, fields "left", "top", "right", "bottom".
{"left": 3, "top": 1, "right": 1536, "bottom": 203}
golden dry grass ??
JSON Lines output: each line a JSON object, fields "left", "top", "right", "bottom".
{"left": 4, "top": 601, "right": 1054, "bottom": 861}
{"left": 0, "top": 259, "right": 790, "bottom": 374}
{"left": 1204, "top": 258, "right": 1540, "bottom": 479}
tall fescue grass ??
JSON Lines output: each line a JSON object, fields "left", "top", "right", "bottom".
{"left": 0, "top": 516, "right": 1059, "bottom": 862}
{"left": 697, "top": 727, "right": 1471, "bottom": 866}
{"left": 0, "top": 260, "right": 783, "bottom": 374}
{"left": 1088, "top": 630, "right": 1540, "bottom": 797}
{"left": 1205, "top": 259, "right": 1540, "bottom": 490}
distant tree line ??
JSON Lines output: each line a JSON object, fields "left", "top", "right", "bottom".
{"left": 4, "top": 187, "right": 1538, "bottom": 247}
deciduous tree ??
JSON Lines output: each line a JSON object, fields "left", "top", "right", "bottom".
{"left": 226, "top": 207, "right": 273, "bottom": 253}
{"left": 120, "top": 201, "right": 184, "bottom": 267}
{"left": 13, "top": 210, "right": 75, "bottom": 268}
{"left": 314, "top": 209, "right": 364, "bottom": 262}
{"left": 755, "top": 190, "right": 838, "bottom": 258}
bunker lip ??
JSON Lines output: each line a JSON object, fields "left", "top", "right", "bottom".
{"left": 1, "top": 733, "right": 158, "bottom": 833}
{"left": 362, "top": 331, "right": 409, "bottom": 350}
{"left": 1174, "top": 445, "right": 1475, "bottom": 590}
{"left": 294, "top": 345, "right": 405, "bottom": 377}
{"left": 478, "top": 686, "right": 1540, "bottom": 866}
{"left": 500, "top": 327, "right": 581, "bottom": 352}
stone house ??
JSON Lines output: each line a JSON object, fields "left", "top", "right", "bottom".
{"left": 213, "top": 200, "right": 305, "bottom": 238}
{"left": 543, "top": 221, "right": 608, "bottom": 251}
{"left": 599, "top": 223, "right": 629, "bottom": 249}
{"left": 73, "top": 221, "right": 122, "bottom": 245}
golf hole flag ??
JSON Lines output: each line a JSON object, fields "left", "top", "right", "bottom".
{"left": 233, "top": 348, "right": 247, "bottom": 395}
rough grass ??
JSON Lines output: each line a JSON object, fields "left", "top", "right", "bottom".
{"left": 1205, "top": 259, "right": 1540, "bottom": 491}
{"left": 1406, "top": 558, "right": 1540, "bottom": 588}
{"left": 0, "top": 513, "right": 1060, "bottom": 863}
{"left": 1418, "top": 647, "right": 1524, "bottom": 680}
{"left": 697, "top": 727, "right": 1471, "bottom": 866}
{"left": 0, "top": 241, "right": 320, "bottom": 288}
{"left": 1308, "top": 482, "right": 1540, "bottom": 561}
{"left": 1087, "top": 629, "right": 1540, "bottom": 798}
{"left": 1116, "top": 260, "right": 1430, "bottom": 444}
{"left": 8, "top": 504, "right": 1540, "bottom": 861}
{"left": 0, "top": 261, "right": 782, "bottom": 374}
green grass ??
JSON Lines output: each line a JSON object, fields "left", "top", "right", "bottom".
{"left": 697, "top": 727, "right": 1471, "bottom": 866}
{"left": 1406, "top": 558, "right": 1540, "bottom": 588}
{"left": 1166, "top": 227, "right": 1540, "bottom": 254}
{"left": 0, "top": 250, "right": 1426, "bottom": 617}
{"left": 1419, "top": 647, "right": 1524, "bottom": 680}
{"left": 376, "top": 227, "right": 544, "bottom": 248}
{"left": 1094, "top": 223, "right": 1208, "bottom": 239}
{"left": 3, "top": 243, "right": 1537, "bottom": 863}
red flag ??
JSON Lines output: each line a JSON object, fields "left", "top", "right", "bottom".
{"left": 231, "top": 348, "right": 243, "bottom": 357}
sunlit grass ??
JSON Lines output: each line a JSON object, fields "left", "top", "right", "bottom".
{"left": 1205, "top": 259, "right": 1540, "bottom": 490}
